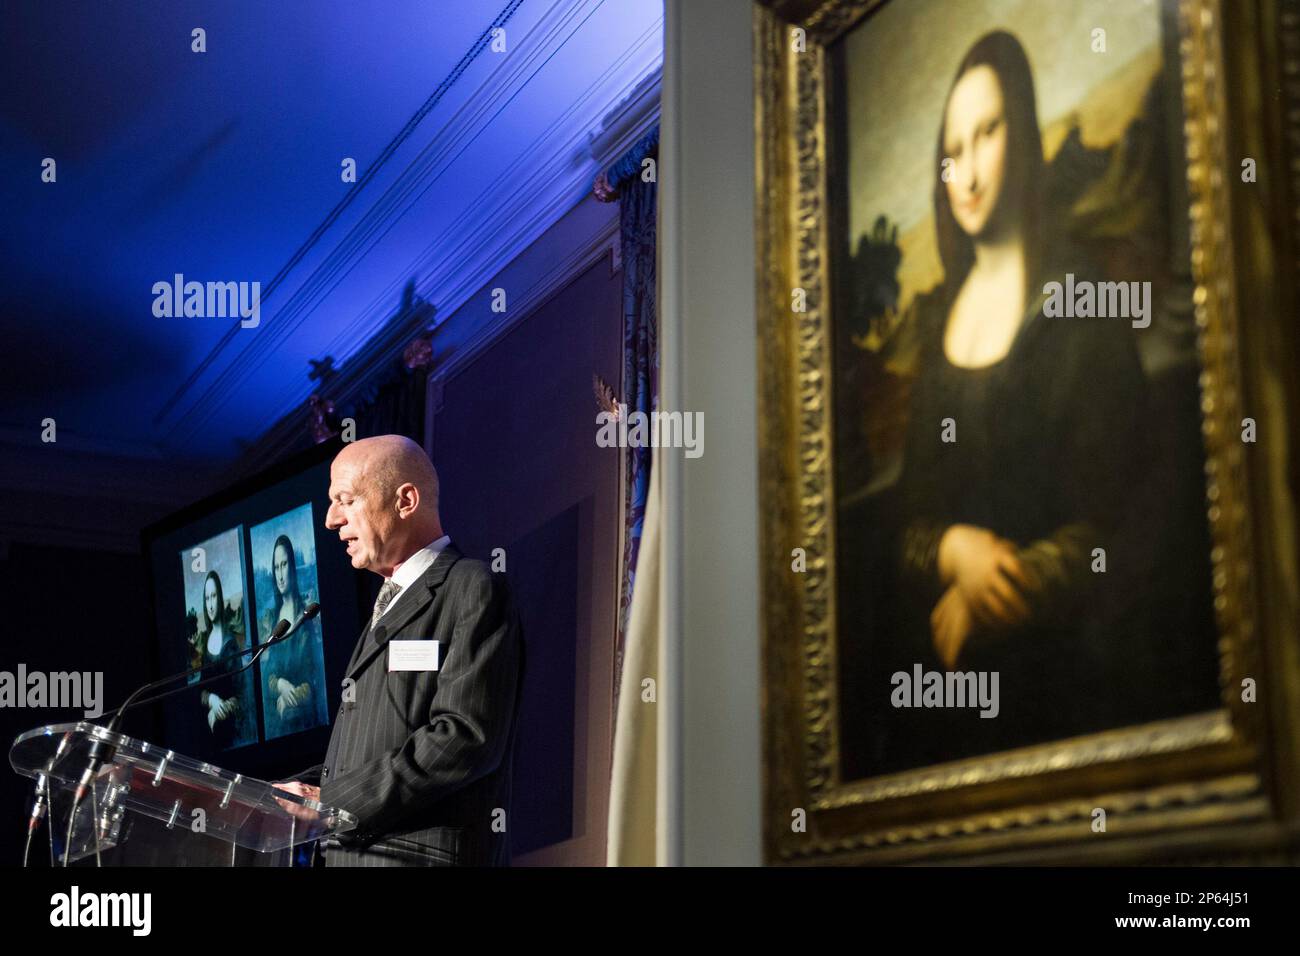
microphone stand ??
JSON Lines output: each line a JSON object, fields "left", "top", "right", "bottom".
{"left": 58, "top": 604, "right": 320, "bottom": 866}
{"left": 22, "top": 731, "right": 72, "bottom": 867}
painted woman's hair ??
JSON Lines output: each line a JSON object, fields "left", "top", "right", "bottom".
{"left": 272, "top": 534, "right": 301, "bottom": 606}
{"left": 933, "top": 30, "right": 1045, "bottom": 293}
{"left": 202, "top": 570, "right": 225, "bottom": 634}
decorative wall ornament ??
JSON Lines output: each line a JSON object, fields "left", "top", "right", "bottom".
{"left": 592, "top": 170, "right": 619, "bottom": 204}
{"left": 306, "top": 394, "right": 338, "bottom": 445}
{"left": 403, "top": 332, "right": 435, "bottom": 371}
{"left": 591, "top": 126, "right": 659, "bottom": 202}
{"left": 307, "top": 357, "right": 337, "bottom": 385}
{"left": 593, "top": 373, "right": 621, "bottom": 418}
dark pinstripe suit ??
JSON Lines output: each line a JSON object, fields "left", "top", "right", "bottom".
{"left": 304, "top": 545, "right": 523, "bottom": 867}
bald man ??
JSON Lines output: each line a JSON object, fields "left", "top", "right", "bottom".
{"left": 276, "top": 435, "right": 523, "bottom": 866}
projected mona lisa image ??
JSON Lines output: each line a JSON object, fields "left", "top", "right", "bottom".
{"left": 829, "top": 0, "right": 1221, "bottom": 779}
{"left": 250, "top": 504, "right": 328, "bottom": 740}
{"left": 179, "top": 527, "right": 256, "bottom": 751}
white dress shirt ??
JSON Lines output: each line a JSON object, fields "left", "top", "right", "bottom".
{"left": 377, "top": 534, "right": 452, "bottom": 619}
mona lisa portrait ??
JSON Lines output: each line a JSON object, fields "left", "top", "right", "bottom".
{"left": 756, "top": 0, "right": 1285, "bottom": 863}
{"left": 250, "top": 503, "right": 329, "bottom": 741}
{"left": 827, "top": 5, "right": 1224, "bottom": 778}
{"left": 180, "top": 526, "right": 257, "bottom": 752}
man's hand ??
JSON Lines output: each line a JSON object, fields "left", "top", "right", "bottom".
{"left": 273, "top": 781, "right": 322, "bottom": 822}
{"left": 930, "top": 584, "right": 974, "bottom": 669}
{"left": 938, "top": 524, "right": 1033, "bottom": 628}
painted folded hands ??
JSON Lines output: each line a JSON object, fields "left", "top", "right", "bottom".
{"left": 929, "top": 522, "right": 1095, "bottom": 669}
{"left": 204, "top": 692, "right": 239, "bottom": 730}
{"left": 271, "top": 676, "right": 311, "bottom": 716}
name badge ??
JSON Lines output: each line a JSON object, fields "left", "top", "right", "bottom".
{"left": 388, "top": 640, "right": 440, "bottom": 672}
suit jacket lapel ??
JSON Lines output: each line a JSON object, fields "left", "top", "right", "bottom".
{"left": 345, "top": 546, "right": 462, "bottom": 681}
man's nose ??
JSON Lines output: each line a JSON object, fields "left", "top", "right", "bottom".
{"left": 325, "top": 506, "right": 340, "bottom": 530}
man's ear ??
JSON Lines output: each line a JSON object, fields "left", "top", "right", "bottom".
{"left": 395, "top": 482, "right": 420, "bottom": 518}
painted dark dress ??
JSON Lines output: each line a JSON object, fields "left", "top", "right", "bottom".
{"left": 836, "top": 244, "right": 1222, "bottom": 779}
{"left": 193, "top": 617, "right": 255, "bottom": 751}
{"left": 882, "top": 251, "right": 1167, "bottom": 766}
{"left": 260, "top": 601, "right": 328, "bottom": 740}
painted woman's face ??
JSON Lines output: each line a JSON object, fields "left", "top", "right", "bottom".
{"left": 204, "top": 576, "right": 220, "bottom": 625}
{"left": 274, "top": 543, "right": 291, "bottom": 596}
{"left": 943, "top": 64, "right": 1009, "bottom": 238}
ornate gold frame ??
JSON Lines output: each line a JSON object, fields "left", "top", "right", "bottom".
{"left": 756, "top": 0, "right": 1300, "bottom": 864}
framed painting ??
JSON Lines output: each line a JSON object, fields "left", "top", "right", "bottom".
{"left": 756, "top": 0, "right": 1300, "bottom": 863}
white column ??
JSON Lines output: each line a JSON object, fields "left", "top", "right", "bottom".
{"left": 660, "top": 0, "right": 760, "bottom": 866}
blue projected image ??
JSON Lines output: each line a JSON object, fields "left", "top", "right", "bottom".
{"left": 250, "top": 504, "right": 329, "bottom": 740}
{"left": 179, "top": 527, "right": 257, "bottom": 751}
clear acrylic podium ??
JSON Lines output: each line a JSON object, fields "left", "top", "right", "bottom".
{"left": 10, "top": 721, "right": 356, "bottom": 866}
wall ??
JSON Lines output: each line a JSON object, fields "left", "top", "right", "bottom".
{"left": 426, "top": 204, "right": 623, "bottom": 865}
{"left": 661, "top": 0, "right": 761, "bottom": 865}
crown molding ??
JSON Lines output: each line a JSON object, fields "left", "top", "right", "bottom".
{"left": 227, "top": 22, "right": 660, "bottom": 475}
{"left": 164, "top": 0, "right": 661, "bottom": 454}
{"left": 587, "top": 68, "right": 662, "bottom": 166}
{"left": 234, "top": 184, "right": 627, "bottom": 476}
{"left": 429, "top": 199, "right": 622, "bottom": 390}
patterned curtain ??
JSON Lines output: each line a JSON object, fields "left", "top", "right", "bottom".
{"left": 595, "top": 125, "right": 659, "bottom": 697}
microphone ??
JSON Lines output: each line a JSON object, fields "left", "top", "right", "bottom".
{"left": 61, "top": 603, "right": 322, "bottom": 864}
{"left": 27, "top": 731, "right": 73, "bottom": 834}
{"left": 99, "top": 602, "right": 320, "bottom": 730}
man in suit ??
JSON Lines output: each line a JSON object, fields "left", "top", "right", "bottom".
{"left": 275, "top": 435, "right": 523, "bottom": 866}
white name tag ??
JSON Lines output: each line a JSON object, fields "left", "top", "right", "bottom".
{"left": 388, "top": 640, "right": 440, "bottom": 672}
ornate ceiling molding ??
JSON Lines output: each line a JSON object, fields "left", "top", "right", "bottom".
{"left": 160, "top": 0, "right": 662, "bottom": 457}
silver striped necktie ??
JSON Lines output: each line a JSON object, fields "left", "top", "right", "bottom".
{"left": 370, "top": 579, "right": 403, "bottom": 640}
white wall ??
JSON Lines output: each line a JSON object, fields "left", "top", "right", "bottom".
{"left": 661, "top": 0, "right": 761, "bottom": 865}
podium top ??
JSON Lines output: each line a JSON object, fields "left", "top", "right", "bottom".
{"left": 11, "top": 721, "right": 355, "bottom": 853}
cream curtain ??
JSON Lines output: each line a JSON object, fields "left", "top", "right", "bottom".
{"left": 606, "top": 443, "right": 663, "bottom": 865}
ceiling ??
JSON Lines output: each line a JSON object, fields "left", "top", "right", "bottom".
{"left": 0, "top": 0, "right": 662, "bottom": 471}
